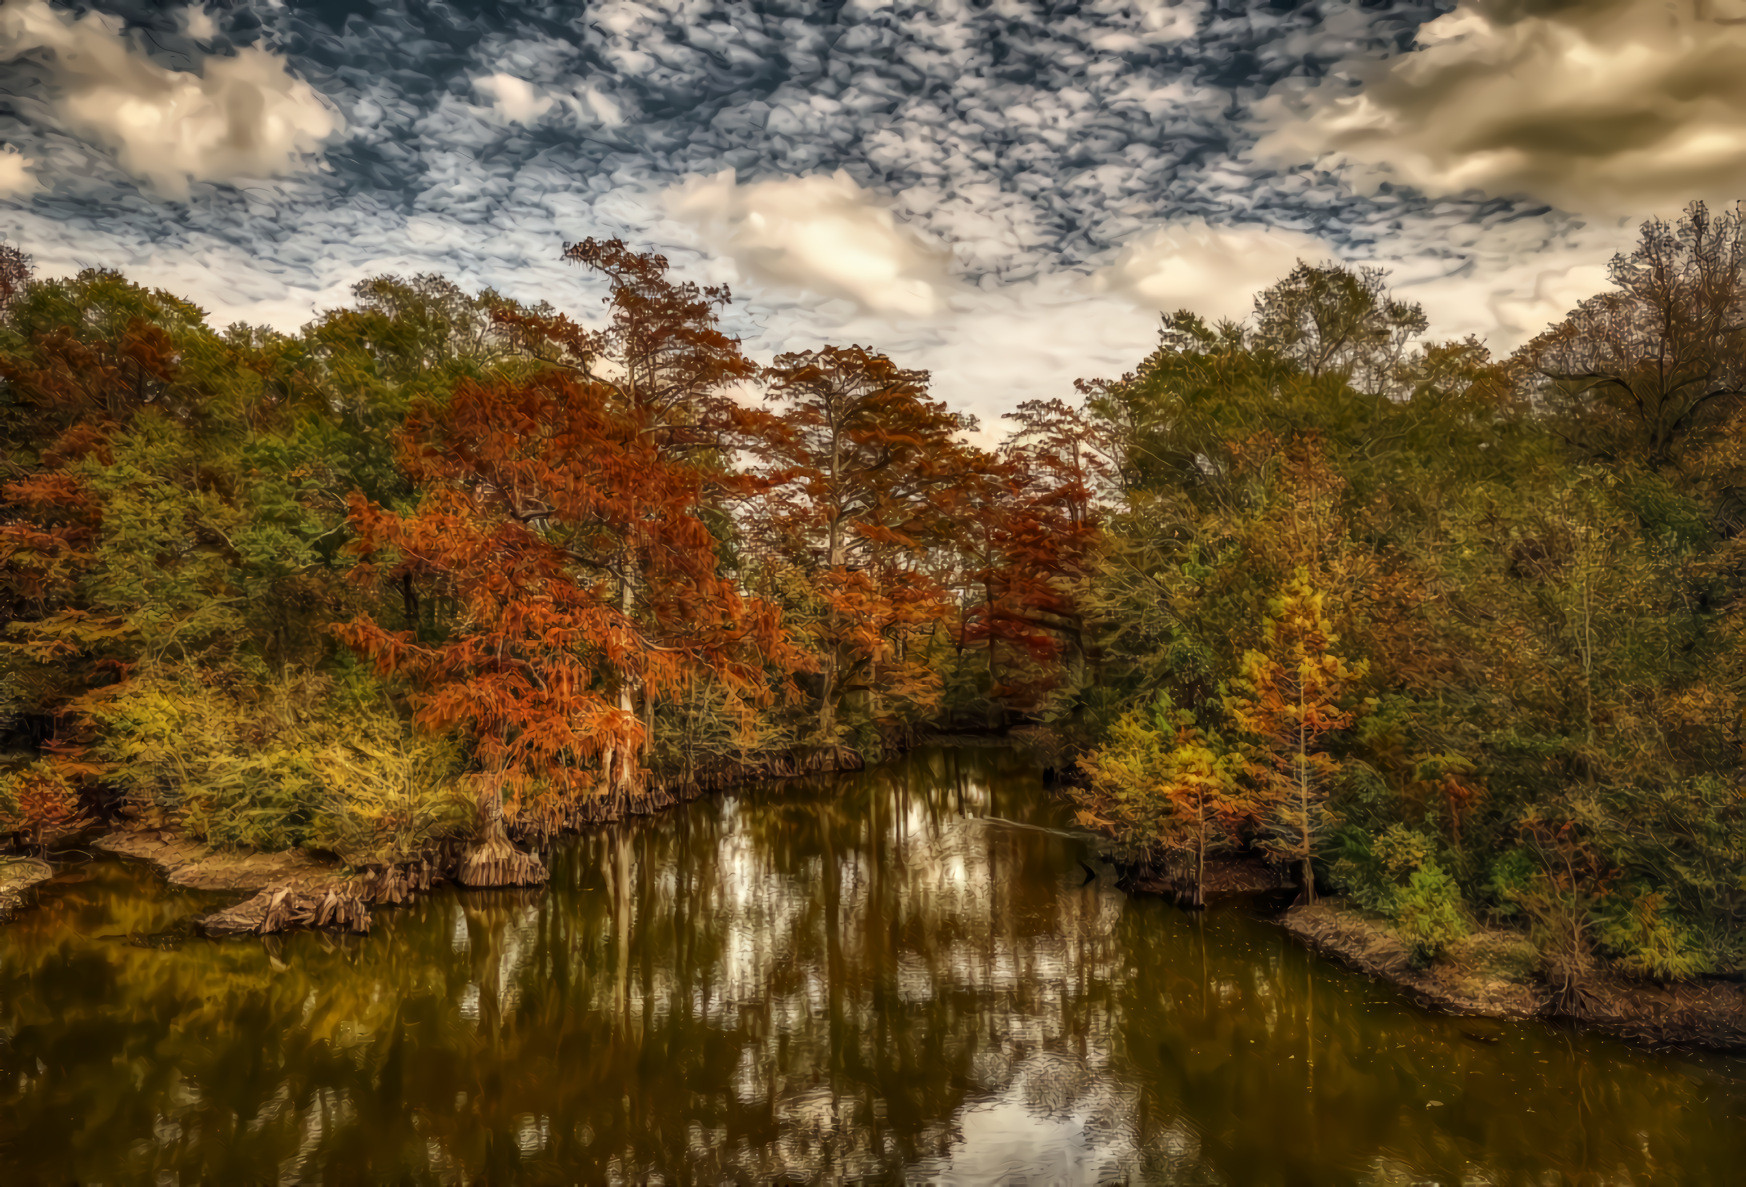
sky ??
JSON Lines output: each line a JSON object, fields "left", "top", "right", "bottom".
{"left": 5, "top": 0, "right": 1746, "bottom": 428}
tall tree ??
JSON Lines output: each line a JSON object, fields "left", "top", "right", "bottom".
{"left": 1226, "top": 569, "right": 1367, "bottom": 904}
{"left": 759, "top": 346, "right": 974, "bottom": 747}
{"left": 1520, "top": 200, "right": 1746, "bottom": 466}
{"left": 1076, "top": 696, "right": 1249, "bottom": 907}
{"left": 338, "top": 362, "right": 794, "bottom": 860}
{"left": 1252, "top": 261, "right": 1427, "bottom": 395}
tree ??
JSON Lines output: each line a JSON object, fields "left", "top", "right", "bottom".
{"left": 978, "top": 399, "right": 1103, "bottom": 711}
{"left": 337, "top": 361, "right": 795, "bottom": 859}
{"left": 553, "top": 239, "right": 775, "bottom": 787}
{"left": 1226, "top": 569, "right": 1368, "bottom": 904}
{"left": 758, "top": 346, "right": 975, "bottom": 747}
{"left": 1520, "top": 200, "right": 1746, "bottom": 466}
{"left": 1252, "top": 261, "right": 1427, "bottom": 395}
{"left": 0, "top": 238, "right": 29, "bottom": 314}
{"left": 1076, "top": 695, "right": 1248, "bottom": 907}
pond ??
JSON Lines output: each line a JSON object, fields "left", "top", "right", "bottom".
{"left": 1, "top": 747, "right": 1742, "bottom": 1184}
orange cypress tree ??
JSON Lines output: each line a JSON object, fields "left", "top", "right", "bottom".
{"left": 758, "top": 346, "right": 974, "bottom": 747}
{"left": 1225, "top": 568, "right": 1368, "bottom": 904}
{"left": 963, "top": 399, "right": 1104, "bottom": 714}
{"left": 338, "top": 360, "right": 796, "bottom": 873}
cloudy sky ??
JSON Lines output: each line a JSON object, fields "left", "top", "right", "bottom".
{"left": 4, "top": 0, "right": 1745, "bottom": 426}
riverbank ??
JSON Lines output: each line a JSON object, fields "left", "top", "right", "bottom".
{"left": 0, "top": 734, "right": 1002, "bottom": 937}
{"left": 1278, "top": 900, "right": 1746, "bottom": 1052}
{"left": 94, "top": 826, "right": 380, "bottom": 934}
{"left": 0, "top": 857, "right": 55, "bottom": 923}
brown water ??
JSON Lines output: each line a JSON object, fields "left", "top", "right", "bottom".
{"left": 1, "top": 747, "right": 1742, "bottom": 1185}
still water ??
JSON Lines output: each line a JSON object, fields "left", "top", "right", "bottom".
{"left": 1, "top": 748, "right": 1743, "bottom": 1184}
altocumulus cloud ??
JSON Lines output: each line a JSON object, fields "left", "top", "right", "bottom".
{"left": 0, "top": 0, "right": 1710, "bottom": 415}
{"left": 472, "top": 74, "right": 555, "bottom": 126}
{"left": 0, "top": 0, "right": 340, "bottom": 199}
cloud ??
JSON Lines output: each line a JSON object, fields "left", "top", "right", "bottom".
{"left": 1256, "top": 0, "right": 1746, "bottom": 216}
{"left": 473, "top": 74, "right": 554, "bottom": 125}
{"left": 0, "top": 0, "right": 341, "bottom": 199}
{"left": 0, "top": 146, "right": 38, "bottom": 198}
{"left": 180, "top": 6, "right": 219, "bottom": 43}
{"left": 665, "top": 170, "right": 957, "bottom": 318}
{"left": 1379, "top": 212, "right": 1631, "bottom": 351}
{"left": 1093, "top": 218, "right": 1337, "bottom": 323}
{"left": 0, "top": 0, "right": 1634, "bottom": 425}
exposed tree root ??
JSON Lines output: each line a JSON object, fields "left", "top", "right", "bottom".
{"left": 202, "top": 884, "right": 374, "bottom": 936}
{"left": 456, "top": 831, "right": 548, "bottom": 888}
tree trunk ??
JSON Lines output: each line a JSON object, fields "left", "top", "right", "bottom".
{"left": 400, "top": 573, "right": 419, "bottom": 636}
{"left": 458, "top": 783, "right": 548, "bottom": 887}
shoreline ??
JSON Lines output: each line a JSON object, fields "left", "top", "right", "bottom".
{"left": 92, "top": 826, "right": 380, "bottom": 935}
{"left": 1275, "top": 899, "right": 1746, "bottom": 1053}
{"left": 3, "top": 734, "right": 1007, "bottom": 936}
{"left": 13, "top": 745, "right": 1741, "bottom": 1056}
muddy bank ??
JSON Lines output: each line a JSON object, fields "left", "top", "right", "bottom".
{"left": 1279, "top": 903, "right": 1544, "bottom": 1019}
{"left": 1280, "top": 901, "right": 1746, "bottom": 1052}
{"left": 0, "top": 857, "right": 55, "bottom": 923}
{"left": 94, "top": 826, "right": 383, "bottom": 936}
{"left": 93, "top": 828, "right": 348, "bottom": 893}
{"left": 50, "top": 744, "right": 888, "bottom": 937}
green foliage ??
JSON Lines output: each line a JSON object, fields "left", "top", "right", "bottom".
{"left": 1074, "top": 694, "right": 1246, "bottom": 901}
{"left": 1079, "top": 239, "right": 1746, "bottom": 982}
{"left": 1597, "top": 892, "right": 1714, "bottom": 981}
{"left": 1333, "top": 825, "right": 1470, "bottom": 964}
{"left": 87, "top": 668, "right": 465, "bottom": 856}
{"left": 1394, "top": 864, "right": 1470, "bottom": 967}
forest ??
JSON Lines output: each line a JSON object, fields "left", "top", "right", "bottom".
{"left": 3, "top": 202, "right": 1745, "bottom": 990}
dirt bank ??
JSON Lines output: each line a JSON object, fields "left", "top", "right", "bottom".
{"left": 1280, "top": 901, "right": 1746, "bottom": 1052}
{"left": 94, "top": 826, "right": 379, "bottom": 936}
{"left": 1122, "top": 856, "right": 1285, "bottom": 900}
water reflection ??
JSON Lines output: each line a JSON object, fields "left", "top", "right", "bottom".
{"left": 1, "top": 748, "right": 1742, "bottom": 1184}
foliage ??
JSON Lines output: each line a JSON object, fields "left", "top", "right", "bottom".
{"left": 3, "top": 213, "right": 1745, "bottom": 989}
{"left": 1074, "top": 216, "right": 1746, "bottom": 982}
{"left": 1075, "top": 694, "right": 1248, "bottom": 905}
{"left": 0, "top": 758, "right": 81, "bottom": 852}
{"left": 84, "top": 667, "right": 465, "bottom": 855}
{"left": 1224, "top": 569, "right": 1369, "bottom": 904}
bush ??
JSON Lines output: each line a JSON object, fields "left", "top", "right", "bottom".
{"left": 1394, "top": 863, "right": 1469, "bottom": 966}
{"left": 308, "top": 725, "right": 470, "bottom": 867}
{"left": 1332, "top": 824, "right": 1469, "bottom": 964}
{"left": 86, "top": 666, "right": 468, "bottom": 857}
{"left": 0, "top": 760, "right": 82, "bottom": 852}
{"left": 1597, "top": 891, "right": 1713, "bottom": 981}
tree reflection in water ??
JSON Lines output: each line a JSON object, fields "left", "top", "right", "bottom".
{"left": 2, "top": 748, "right": 1743, "bottom": 1184}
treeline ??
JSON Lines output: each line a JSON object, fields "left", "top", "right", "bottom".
{"left": 0, "top": 237, "right": 1090, "bottom": 879}
{"left": 1072, "top": 203, "right": 1746, "bottom": 989}
{"left": 4, "top": 203, "right": 1745, "bottom": 987}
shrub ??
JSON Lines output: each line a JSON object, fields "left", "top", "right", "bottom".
{"left": 308, "top": 726, "right": 470, "bottom": 868}
{"left": 86, "top": 666, "right": 467, "bottom": 857}
{"left": 1394, "top": 863, "right": 1469, "bottom": 966}
{"left": 1333, "top": 824, "right": 1469, "bottom": 964}
{"left": 1597, "top": 891, "right": 1713, "bottom": 981}
{"left": 0, "top": 760, "right": 82, "bottom": 852}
